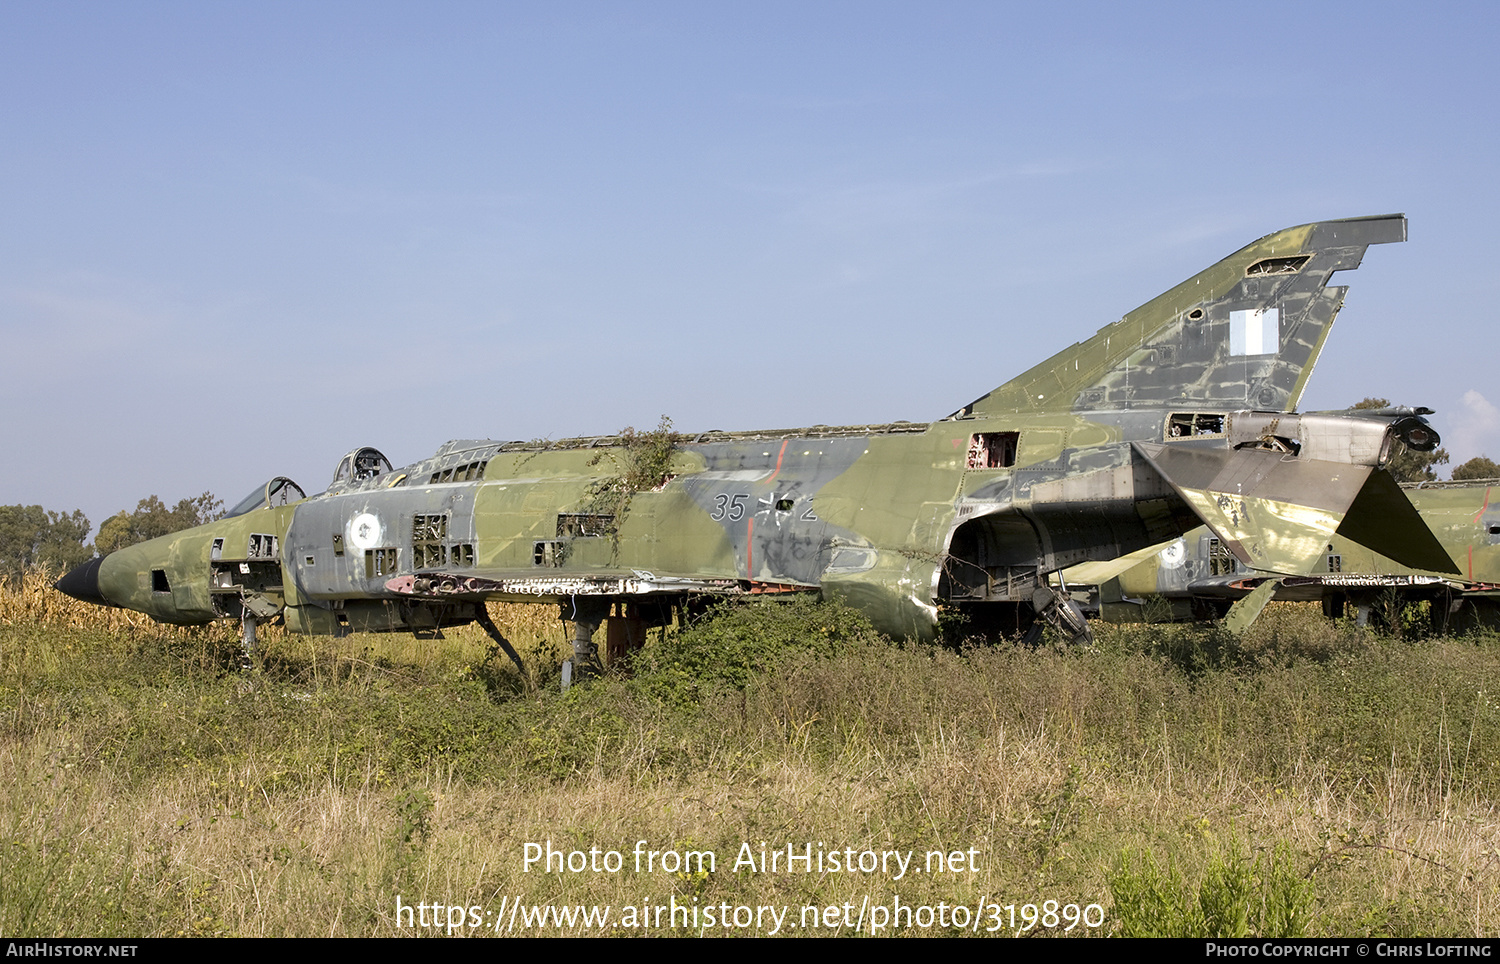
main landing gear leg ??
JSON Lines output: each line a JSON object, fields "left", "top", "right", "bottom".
{"left": 1027, "top": 582, "right": 1094, "bottom": 646}
{"left": 240, "top": 609, "right": 258, "bottom": 672}
{"left": 560, "top": 597, "right": 610, "bottom": 692}
{"left": 475, "top": 604, "right": 531, "bottom": 690}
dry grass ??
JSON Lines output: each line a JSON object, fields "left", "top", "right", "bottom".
{"left": 8, "top": 710, "right": 1496, "bottom": 937}
{"left": 0, "top": 567, "right": 179, "bottom": 634}
{"left": 1, "top": 568, "right": 575, "bottom": 671}
{"left": 3, "top": 578, "right": 1499, "bottom": 937}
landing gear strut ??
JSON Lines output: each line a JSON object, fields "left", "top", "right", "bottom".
{"left": 240, "top": 609, "right": 258, "bottom": 672}
{"left": 1026, "top": 583, "right": 1093, "bottom": 646}
{"left": 475, "top": 605, "right": 531, "bottom": 689}
{"left": 560, "top": 597, "right": 610, "bottom": 691}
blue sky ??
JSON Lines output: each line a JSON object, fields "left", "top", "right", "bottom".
{"left": 3, "top": 1, "right": 1497, "bottom": 529}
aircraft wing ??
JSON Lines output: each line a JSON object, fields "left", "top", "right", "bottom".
{"left": 1056, "top": 540, "right": 1177, "bottom": 589}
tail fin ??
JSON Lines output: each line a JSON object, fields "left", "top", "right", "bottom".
{"left": 955, "top": 214, "right": 1406, "bottom": 417}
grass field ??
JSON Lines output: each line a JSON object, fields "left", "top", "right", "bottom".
{"left": 2, "top": 570, "right": 1497, "bottom": 937}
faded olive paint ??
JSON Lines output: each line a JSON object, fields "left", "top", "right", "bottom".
{"left": 59, "top": 215, "right": 1455, "bottom": 645}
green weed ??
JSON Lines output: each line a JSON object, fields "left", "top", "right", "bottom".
{"left": 1109, "top": 842, "right": 1311, "bottom": 937}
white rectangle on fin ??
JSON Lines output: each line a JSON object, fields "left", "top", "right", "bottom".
{"left": 1229, "top": 308, "right": 1278, "bottom": 356}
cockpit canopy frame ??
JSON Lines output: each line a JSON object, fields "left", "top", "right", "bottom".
{"left": 330, "top": 447, "right": 394, "bottom": 489}
{"left": 224, "top": 477, "right": 308, "bottom": 518}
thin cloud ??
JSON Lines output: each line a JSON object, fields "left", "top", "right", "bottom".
{"left": 1447, "top": 389, "right": 1500, "bottom": 463}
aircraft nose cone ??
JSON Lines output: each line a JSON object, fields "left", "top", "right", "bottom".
{"left": 54, "top": 556, "right": 107, "bottom": 605}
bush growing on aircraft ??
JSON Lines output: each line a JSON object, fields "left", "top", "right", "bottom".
{"left": 582, "top": 415, "right": 682, "bottom": 527}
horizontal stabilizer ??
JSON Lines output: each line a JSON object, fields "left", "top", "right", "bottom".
{"left": 1135, "top": 441, "right": 1377, "bottom": 576}
{"left": 1336, "top": 470, "right": 1461, "bottom": 574}
{"left": 958, "top": 214, "right": 1406, "bottom": 417}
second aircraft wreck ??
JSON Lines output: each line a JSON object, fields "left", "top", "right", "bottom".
{"left": 1060, "top": 478, "right": 1500, "bottom": 632}
{"left": 57, "top": 214, "right": 1458, "bottom": 681}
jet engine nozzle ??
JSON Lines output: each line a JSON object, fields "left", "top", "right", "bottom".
{"left": 1391, "top": 414, "right": 1441, "bottom": 453}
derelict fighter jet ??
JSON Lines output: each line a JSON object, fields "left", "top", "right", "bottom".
{"left": 56, "top": 214, "right": 1456, "bottom": 681}
{"left": 1060, "top": 477, "right": 1500, "bottom": 632}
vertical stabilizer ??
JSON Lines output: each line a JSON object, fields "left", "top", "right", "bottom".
{"left": 956, "top": 215, "right": 1406, "bottom": 417}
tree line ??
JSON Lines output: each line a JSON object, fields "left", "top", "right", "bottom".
{"left": 0, "top": 493, "right": 223, "bottom": 579}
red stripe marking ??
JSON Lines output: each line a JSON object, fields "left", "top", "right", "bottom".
{"left": 765, "top": 440, "right": 789, "bottom": 484}
{"left": 1472, "top": 487, "right": 1491, "bottom": 582}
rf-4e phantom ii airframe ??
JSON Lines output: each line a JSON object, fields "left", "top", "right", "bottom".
{"left": 56, "top": 214, "right": 1458, "bottom": 684}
